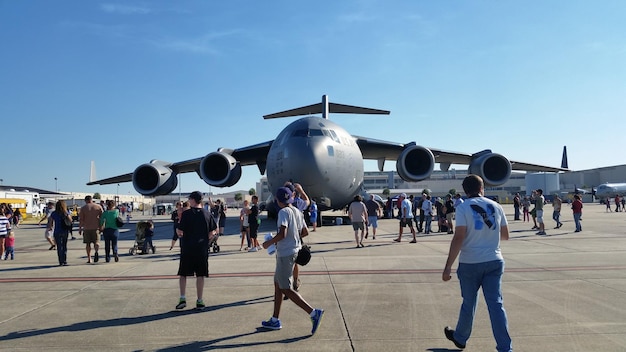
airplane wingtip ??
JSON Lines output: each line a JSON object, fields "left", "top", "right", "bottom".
{"left": 89, "top": 161, "right": 96, "bottom": 183}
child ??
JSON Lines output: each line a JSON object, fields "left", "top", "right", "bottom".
{"left": 142, "top": 220, "right": 155, "bottom": 254}
{"left": 4, "top": 231, "right": 15, "bottom": 260}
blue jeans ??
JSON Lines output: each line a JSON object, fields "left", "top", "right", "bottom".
{"left": 54, "top": 232, "right": 69, "bottom": 265}
{"left": 573, "top": 213, "right": 582, "bottom": 231}
{"left": 552, "top": 210, "right": 561, "bottom": 225}
{"left": 102, "top": 228, "right": 119, "bottom": 260}
{"left": 5, "top": 246, "right": 15, "bottom": 260}
{"left": 455, "top": 260, "right": 512, "bottom": 352}
{"left": 143, "top": 236, "right": 154, "bottom": 253}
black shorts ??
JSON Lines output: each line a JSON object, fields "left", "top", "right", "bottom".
{"left": 400, "top": 218, "right": 414, "bottom": 227}
{"left": 177, "top": 248, "right": 209, "bottom": 277}
{"left": 249, "top": 222, "right": 259, "bottom": 239}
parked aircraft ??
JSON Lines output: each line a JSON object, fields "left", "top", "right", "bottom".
{"left": 87, "top": 95, "right": 568, "bottom": 212}
{"left": 595, "top": 183, "right": 626, "bottom": 199}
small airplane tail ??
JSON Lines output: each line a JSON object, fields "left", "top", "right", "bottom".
{"left": 561, "top": 146, "right": 569, "bottom": 169}
{"left": 263, "top": 95, "right": 390, "bottom": 120}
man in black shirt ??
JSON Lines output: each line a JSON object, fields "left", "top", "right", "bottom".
{"left": 175, "top": 191, "right": 217, "bottom": 310}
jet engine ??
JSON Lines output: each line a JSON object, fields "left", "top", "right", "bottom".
{"left": 468, "top": 152, "right": 511, "bottom": 186}
{"left": 132, "top": 160, "right": 178, "bottom": 196}
{"left": 396, "top": 145, "right": 435, "bottom": 182}
{"left": 199, "top": 151, "right": 242, "bottom": 187}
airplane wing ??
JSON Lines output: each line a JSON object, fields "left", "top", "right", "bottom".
{"left": 86, "top": 172, "right": 134, "bottom": 186}
{"left": 87, "top": 140, "right": 273, "bottom": 186}
{"left": 354, "top": 136, "right": 568, "bottom": 172}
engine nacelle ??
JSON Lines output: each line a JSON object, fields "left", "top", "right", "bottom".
{"left": 199, "top": 152, "right": 242, "bottom": 187}
{"left": 468, "top": 153, "right": 511, "bottom": 186}
{"left": 132, "top": 160, "right": 178, "bottom": 196}
{"left": 396, "top": 145, "right": 435, "bottom": 182}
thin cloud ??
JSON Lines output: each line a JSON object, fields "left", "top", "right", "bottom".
{"left": 61, "top": 19, "right": 241, "bottom": 56}
{"left": 100, "top": 3, "right": 153, "bottom": 15}
{"left": 337, "top": 12, "right": 378, "bottom": 23}
{"left": 61, "top": 21, "right": 132, "bottom": 39}
{"left": 150, "top": 30, "right": 243, "bottom": 55}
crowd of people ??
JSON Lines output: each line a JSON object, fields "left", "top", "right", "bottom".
{"left": 513, "top": 190, "right": 586, "bottom": 235}
{"left": 381, "top": 193, "right": 465, "bottom": 236}
{"left": 1, "top": 179, "right": 610, "bottom": 349}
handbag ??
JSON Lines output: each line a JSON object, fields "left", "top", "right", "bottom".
{"left": 295, "top": 244, "right": 311, "bottom": 266}
{"left": 115, "top": 215, "right": 125, "bottom": 227}
{"left": 288, "top": 206, "right": 311, "bottom": 265}
{"left": 61, "top": 213, "right": 73, "bottom": 231}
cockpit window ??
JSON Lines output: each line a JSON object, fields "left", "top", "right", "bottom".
{"left": 291, "top": 129, "right": 325, "bottom": 137}
{"left": 292, "top": 129, "right": 308, "bottom": 137}
{"left": 328, "top": 130, "right": 340, "bottom": 143}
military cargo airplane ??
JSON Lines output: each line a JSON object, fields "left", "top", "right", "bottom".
{"left": 87, "top": 95, "right": 568, "bottom": 211}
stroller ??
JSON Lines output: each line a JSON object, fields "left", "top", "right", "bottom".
{"left": 209, "top": 232, "right": 220, "bottom": 253}
{"left": 129, "top": 221, "right": 156, "bottom": 255}
{"left": 208, "top": 211, "right": 221, "bottom": 253}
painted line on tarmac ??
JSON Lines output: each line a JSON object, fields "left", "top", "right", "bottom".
{"left": 2, "top": 265, "right": 626, "bottom": 283}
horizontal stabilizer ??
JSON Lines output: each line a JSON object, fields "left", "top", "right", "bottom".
{"left": 264, "top": 95, "right": 390, "bottom": 119}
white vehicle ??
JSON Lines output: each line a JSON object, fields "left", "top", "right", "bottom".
{"left": 0, "top": 189, "right": 40, "bottom": 215}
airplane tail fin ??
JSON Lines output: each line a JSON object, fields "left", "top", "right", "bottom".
{"left": 561, "top": 146, "right": 569, "bottom": 169}
{"left": 263, "top": 95, "right": 390, "bottom": 120}
{"left": 90, "top": 161, "right": 97, "bottom": 183}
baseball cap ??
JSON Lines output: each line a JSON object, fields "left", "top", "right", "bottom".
{"left": 188, "top": 191, "right": 203, "bottom": 203}
{"left": 400, "top": 193, "right": 407, "bottom": 198}
{"left": 276, "top": 187, "right": 294, "bottom": 204}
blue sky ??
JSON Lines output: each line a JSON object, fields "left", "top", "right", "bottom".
{"left": 1, "top": 1, "right": 625, "bottom": 196}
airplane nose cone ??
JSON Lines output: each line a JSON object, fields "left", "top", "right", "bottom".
{"left": 284, "top": 140, "right": 324, "bottom": 185}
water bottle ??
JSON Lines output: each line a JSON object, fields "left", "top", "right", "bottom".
{"left": 265, "top": 233, "right": 276, "bottom": 255}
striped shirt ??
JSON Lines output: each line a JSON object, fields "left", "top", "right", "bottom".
{"left": 0, "top": 216, "right": 10, "bottom": 236}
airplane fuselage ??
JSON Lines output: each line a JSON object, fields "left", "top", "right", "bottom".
{"left": 595, "top": 183, "right": 626, "bottom": 199}
{"left": 266, "top": 116, "right": 364, "bottom": 211}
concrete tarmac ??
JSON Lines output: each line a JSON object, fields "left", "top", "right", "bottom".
{"left": 1, "top": 204, "right": 625, "bottom": 351}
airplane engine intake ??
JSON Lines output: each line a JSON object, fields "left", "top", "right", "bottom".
{"left": 132, "top": 161, "right": 178, "bottom": 196}
{"left": 200, "top": 152, "right": 242, "bottom": 187}
{"left": 396, "top": 145, "right": 435, "bottom": 182}
{"left": 468, "top": 153, "right": 511, "bottom": 186}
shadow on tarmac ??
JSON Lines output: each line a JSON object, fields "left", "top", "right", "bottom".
{"left": 0, "top": 296, "right": 273, "bottom": 343}
{"left": 154, "top": 332, "right": 310, "bottom": 351}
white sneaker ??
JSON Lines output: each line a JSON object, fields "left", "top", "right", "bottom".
{"left": 248, "top": 247, "right": 258, "bottom": 252}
